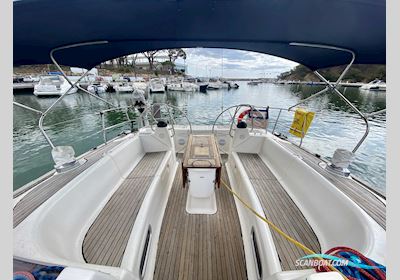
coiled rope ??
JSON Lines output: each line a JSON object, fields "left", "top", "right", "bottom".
{"left": 317, "top": 247, "right": 386, "bottom": 280}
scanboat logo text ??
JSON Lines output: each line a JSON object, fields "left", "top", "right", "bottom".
{"left": 296, "top": 254, "right": 385, "bottom": 269}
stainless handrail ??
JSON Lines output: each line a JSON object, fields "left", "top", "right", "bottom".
{"left": 98, "top": 105, "right": 139, "bottom": 143}
{"left": 13, "top": 100, "right": 135, "bottom": 146}
{"left": 211, "top": 104, "right": 267, "bottom": 137}
{"left": 212, "top": 104, "right": 249, "bottom": 136}
{"left": 367, "top": 109, "right": 386, "bottom": 118}
{"left": 164, "top": 104, "right": 192, "bottom": 134}
{"left": 139, "top": 106, "right": 159, "bottom": 132}
{"left": 287, "top": 87, "right": 330, "bottom": 111}
{"left": 36, "top": 41, "right": 116, "bottom": 149}
{"left": 139, "top": 103, "right": 193, "bottom": 136}
{"left": 269, "top": 104, "right": 385, "bottom": 153}
{"left": 38, "top": 72, "right": 89, "bottom": 148}
{"left": 250, "top": 106, "right": 268, "bottom": 133}
{"left": 314, "top": 71, "right": 369, "bottom": 153}
{"left": 287, "top": 42, "right": 371, "bottom": 153}
{"left": 99, "top": 105, "right": 135, "bottom": 114}
{"left": 13, "top": 102, "right": 43, "bottom": 115}
{"left": 271, "top": 108, "right": 282, "bottom": 134}
{"left": 103, "top": 120, "right": 135, "bottom": 132}
{"left": 229, "top": 105, "right": 243, "bottom": 136}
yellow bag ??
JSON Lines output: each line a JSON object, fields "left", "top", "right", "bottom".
{"left": 289, "top": 108, "right": 315, "bottom": 138}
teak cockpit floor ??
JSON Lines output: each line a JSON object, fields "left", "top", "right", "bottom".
{"left": 238, "top": 153, "right": 321, "bottom": 271}
{"left": 13, "top": 140, "right": 121, "bottom": 228}
{"left": 279, "top": 140, "right": 386, "bottom": 230}
{"left": 82, "top": 152, "right": 165, "bottom": 267}
{"left": 154, "top": 155, "right": 247, "bottom": 280}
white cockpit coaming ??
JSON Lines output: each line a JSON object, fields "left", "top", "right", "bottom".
{"left": 13, "top": 123, "right": 385, "bottom": 280}
{"left": 231, "top": 130, "right": 385, "bottom": 263}
{"left": 14, "top": 131, "right": 178, "bottom": 280}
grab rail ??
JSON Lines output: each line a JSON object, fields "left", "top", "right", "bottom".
{"left": 212, "top": 104, "right": 267, "bottom": 137}
{"left": 211, "top": 104, "right": 310, "bottom": 148}
{"left": 98, "top": 105, "right": 139, "bottom": 143}
{"left": 287, "top": 42, "right": 370, "bottom": 153}
{"left": 139, "top": 103, "right": 193, "bottom": 137}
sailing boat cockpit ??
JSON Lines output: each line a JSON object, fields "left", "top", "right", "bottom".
{"left": 13, "top": 0, "right": 386, "bottom": 279}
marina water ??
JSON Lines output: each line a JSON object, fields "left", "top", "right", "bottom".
{"left": 13, "top": 82, "right": 386, "bottom": 194}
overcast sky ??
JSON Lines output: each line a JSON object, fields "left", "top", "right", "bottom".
{"left": 176, "top": 48, "right": 298, "bottom": 79}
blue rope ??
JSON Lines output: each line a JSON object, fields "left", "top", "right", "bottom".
{"left": 32, "top": 266, "right": 64, "bottom": 280}
{"left": 332, "top": 251, "right": 386, "bottom": 280}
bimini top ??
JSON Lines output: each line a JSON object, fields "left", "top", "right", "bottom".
{"left": 13, "top": 0, "right": 385, "bottom": 70}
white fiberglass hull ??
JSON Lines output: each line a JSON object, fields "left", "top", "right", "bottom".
{"left": 150, "top": 89, "right": 165, "bottom": 93}
{"left": 167, "top": 87, "right": 186, "bottom": 92}
{"left": 207, "top": 83, "right": 222, "bottom": 90}
{"left": 361, "top": 85, "right": 386, "bottom": 91}
{"left": 207, "top": 82, "right": 228, "bottom": 89}
{"left": 360, "top": 80, "right": 386, "bottom": 91}
{"left": 167, "top": 85, "right": 196, "bottom": 92}
{"left": 33, "top": 87, "right": 78, "bottom": 96}
{"left": 115, "top": 87, "right": 134, "bottom": 93}
{"left": 87, "top": 85, "right": 108, "bottom": 94}
{"left": 149, "top": 86, "right": 165, "bottom": 93}
{"left": 132, "top": 82, "right": 148, "bottom": 91}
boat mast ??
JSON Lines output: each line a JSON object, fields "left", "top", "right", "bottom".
{"left": 221, "top": 49, "right": 224, "bottom": 79}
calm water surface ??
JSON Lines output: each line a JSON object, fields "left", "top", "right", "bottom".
{"left": 13, "top": 82, "right": 386, "bottom": 193}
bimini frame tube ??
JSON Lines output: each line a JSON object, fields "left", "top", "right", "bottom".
{"left": 13, "top": 101, "right": 43, "bottom": 115}
{"left": 314, "top": 71, "right": 369, "bottom": 153}
{"left": 367, "top": 108, "right": 386, "bottom": 118}
{"left": 49, "top": 41, "right": 115, "bottom": 107}
{"left": 38, "top": 41, "right": 117, "bottom": 148}
{"left": 288, "top": 42, "right": 369, "bottom": 153}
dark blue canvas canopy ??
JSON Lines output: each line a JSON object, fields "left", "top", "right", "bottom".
{"left": 13, "top": 0, "right": 385, "bottom": 70}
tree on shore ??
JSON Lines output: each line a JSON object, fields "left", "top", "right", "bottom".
{"left": 131, "top": 54, "right": 139, "bottom": 77}
{"left": 278, "top": 64, "right": 386, "bottom": 82}
{"left": 167, "top": 49, "right": 186, "bottom": 74}
{"left": 100, "top": 49, "right": 188, "bottom": 75}
{"left": 143, "top": 50, "right": 160, "bottom": 72}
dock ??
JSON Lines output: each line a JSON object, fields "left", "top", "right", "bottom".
{"left": 13, "top": 82, "right": 37, "bottom": 92}
{"left": 13, "top": 82, "right": 89, "bottom": 94}
{"left": 275, "top": 80, "right": 364, "bottom": 87}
